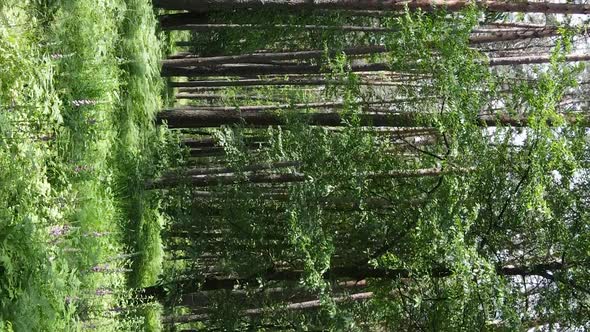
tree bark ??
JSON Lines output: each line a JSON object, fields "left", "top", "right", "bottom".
{"left": 170, "top": 78, "right": 412, "bottom": 88}
{"left": 175, "top": 93, "right": 284, "bottom": 101}
{"left": 181, "top": 136, "right": 267, "bottom": 149}
{"left": 162, "top": 53, "right": 590, "bottom": 77}
{"left": 146, "top": 171, "right": 307, "bottom": 189}
{"left": 155, "top": 108, "right": 569, "bottom": 129}
{"left": 162, "top": 161, "right": 300, "bottom": 177}
{"left": 163, "top": 22, "right": 397, "bottom": 32}
{"left": 164, "top": 292, "right": 374, "bottom": 324}
{"left": 156, "top": 109, "right": 418, "bottom": 128}
{"left": 161, "top": 62, "right": 392, "bottom": 77}
{"left": 488, "top": 53, "right": 590, "bottom": 66}
{"left": 152, "top": 0, "right": 590, "bottom": 15}
{"left": 469, "top": 27, "right": 558, "bottom": 44}
{"left": 167, "top": 24, "right": 558, "bottom": 46}
{"left": 140, "top": 261, "right": 565, "bottom": 300}
{"left": 162, "top": 45, "right": 388, "bottom": 67}
{"left": 188, "top": 147, "right": 228, "bottom": 157}
{"left": 164, "top": 99, "right": 426, "bottom": 113}
{"left": 159, "top": 12, "right": 209, "bottom": 29}
{"left": 148, "top": 166, "right": 470, "bottom": 189}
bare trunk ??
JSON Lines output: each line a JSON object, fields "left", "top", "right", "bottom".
{"left": 163, "top": 52, "right": 590, "bottom": 77}
{"left": 469, "top": 27, "right": 558, "bottom": 44}
{"left": 162, "top": 23, "right": 396, "bottom": 32}
{"left": 153, "top": 0, "right": 590, "bottom": 15}
{"left": 162, "top": 45, "right": 388, "bottom": 67}
{"left": 488, "top": 53, "right": 590, "bottom": 66}
{"left": 148, "top": 166, "right": 470, "bottom": 189}
{"left": 146, "top": 171, "right": 307, "bottom": 189}
{"left": 181, "top": 136, "right": 267, "bottom": 148}
{"left": 170, "top": 78, "right": 414, "bottom": 88}
{"left": 155, "top": 108, "right": 566, "bottom": 129}
{"left": 159, "top": 12, "right": 208, "bottom": 29}
{"left": 161, "top": 62, "right": 392, "bottom": 77}
{"left": 164, "top": 292, "right": 373, "bottom": 324}
{"left": 156, "top": 109, "right": 416, "bottom": 128}
{"left": 162, "top": 161, "right": 300, "bottom": 177}
{"left": 163, "top": 98, "right": 427, "bottom": 113}
{"left": 175, "top": 93, "right": 284, "bottom": 101}
{"left": 140, "top": 261, "right": 564, "bottom": 299}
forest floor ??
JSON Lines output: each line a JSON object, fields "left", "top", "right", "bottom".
{"left": 0, "top": 0, "right": 176, "bottom": 330}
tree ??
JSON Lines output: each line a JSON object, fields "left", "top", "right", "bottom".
{"left": 153, "top": 3, "right": 590, "bottom": 330}
{"left": 153, "top": 0, "right": 590, "bottom": 15}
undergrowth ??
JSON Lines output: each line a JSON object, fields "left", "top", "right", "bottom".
{"left": 0, "top": 0, "right": 175, "bottom": 330}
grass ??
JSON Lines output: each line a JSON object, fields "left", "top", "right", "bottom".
{"left": 0, "top": 0, "right": 175, "bottom": 330}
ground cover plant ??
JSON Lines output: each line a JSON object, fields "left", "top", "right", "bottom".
{"left": 0, "top": 0, "right": 175, "bottom": 330}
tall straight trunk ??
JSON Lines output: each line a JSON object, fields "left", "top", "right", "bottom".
{"left": 486, "top": 22, "right": 548, "bottom": 29}
{"left": 164, "top": 292, "right": 374, "bottom": 324}
{"left": 188, "top": 147, "right": 226, "bottom": 157}
{"left": 152, "top": 0, "right": 590, "bottom": 15}
{"left": 175, "top": 93, "right": 284, "bottom": 101}
{"left": 163, "top": 98, "right": 427, "bottom": 113}
{"left": 162, "top": 23, "right": 396, "bottom": 32}
{"left": 170, "top": 78, "right": 414, "bottom": 88}
{"left": 164, "top": 161, "right": 300, "bottom": 177}
{"left": 155, "top": 108, "right": 564, "bottom": 129}
{"left": 244, "top": 291, "right": 374, "bottom": 314}
{"left": 168, "top": 51, "right": 194, "bottom": 59}
{"left": 157, "top": 109, "right": 416, "bottom": 128}
{"left": 146, "top": 171, "right": 307, "bottom": 189}
{"left": 148, "top": 167, "right": 470, "bottom": 189}
{"left": 161, "top": 62, "right": 392, "bottom": 77}
{"left": 469, "top": 27, "right": 558, "bottom": 44}
{"left": 488, "top": 53, "right": 590, "bottom": 66}
{"left": 159, "top": 12, "right": 209, "bottom": 29}
{"left": 181, "top": 136, "right": 267, "bottom": 149}
{"left": 178, "top": 280, "right": 368, "bottom": 309}
{"left": 162, "top": 313, "right": 209, "bottom": 324}
{"left": 162, "top": 45, "right": 388, "bottom": 67}
{"left": 140, "top": 261, "right": 564, "bottom": 299}
{"left": 166, "top": 24, "right": 558, "bottom": 45}
{"left": 162, "top": 53, "right": 590, "bottom": 77}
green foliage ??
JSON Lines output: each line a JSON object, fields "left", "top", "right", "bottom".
{"left": 0, "top": 0, "right": 171, "bottom": 330}
{"left": 162, "top": 7, "right": 590, "bottom": 331}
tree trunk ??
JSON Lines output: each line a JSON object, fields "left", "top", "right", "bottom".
{"left": 162, "top": 45, "right": 388, "bottom": 67}
{"left": 488, "top": 53, "right": 590, "bottom": 66}
{"left": 243, "top": 291, "right": 374, "bottom": 314}
{"left": 156, "top": 109, "right": 418, "bottom": 128}
{"left": 165, "top": 292, "right": 375, "bottom": 323}
{"left": 152, "top": 0, "right": 590, "bottom": 15}
{"left": 181, "top": 136, "right": 267, "bottom": 149}
{"left": 166, "top": 23, "right": 558, "bottom": 46}
{"left": 148, "top": 167, "right": 470, "bottom": 189}
{"left": 170, "top": 78, "right": 412, "bottom": 88}
{"left": 163, "top": 161, "right": 300, "bottom": 177}
{"left": 159, "top": 12, "right": 209, "bottom": 29}
{"left": 161, "top": 23, "right": 397, "bottom": 32}
{"left": 155, "top": 108, "right": 564, "bottom": 129}
{"left": 469, "top": 27, "right": 558, "bottom": 44}
{"left": 140, "top": 261, "right": 564, "bottom": 300}
{"left": 146, "top": 171, "right": 307, "bottom": 189}
{"left": 164, "top": 99, "right": 426, "bottom": 113}
{"left": 175, "top": 93, "right": 284, "bottom": 101}
{"left": 161, "top": 62, "right": 392, "bottom": 77}
{"left": 163, "top": 53, "right": 590, "bottom": 77}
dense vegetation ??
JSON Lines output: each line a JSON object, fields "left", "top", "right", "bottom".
{"left": 0, "top": 0, "right": 173, "bottom": 330}
{"left": 2, "top": 0, "right": 590, "bottom": 331}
